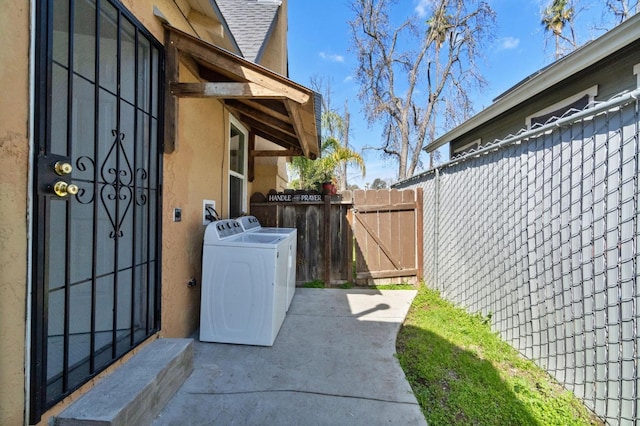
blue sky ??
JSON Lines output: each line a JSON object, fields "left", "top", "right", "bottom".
{"left": 287, "top": 0, "right": 618, "bottom": 187}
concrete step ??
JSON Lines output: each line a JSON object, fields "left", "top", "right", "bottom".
{"left": 56, "top": 338, "right": 193, "bottom": 426}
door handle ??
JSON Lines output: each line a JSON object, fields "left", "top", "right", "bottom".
{"left": 54, "top": 161, "right": 73, "bottom": 175}
{"left": 53, "top": 181, "right": 79, "bottom": 197}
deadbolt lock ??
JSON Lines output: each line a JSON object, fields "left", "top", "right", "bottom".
{"left": 54, "top": 161, "right": 73, "bottom": 175}
{"left": 53, "top": 181, "right": 79, "bottom": 197}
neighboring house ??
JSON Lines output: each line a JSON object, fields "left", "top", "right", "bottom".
{"left": 0, "top": 1, "right": 320, "bottom": 424}
{"left": 425, "top": 14, "right": 640, "bottom": 158}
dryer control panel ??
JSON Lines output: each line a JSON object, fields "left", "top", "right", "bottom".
{"left": 204, "top": 219, "right": 244, "bottom": 242}
{"left": 236, "top": 215, "right": 261, "bottom": 231}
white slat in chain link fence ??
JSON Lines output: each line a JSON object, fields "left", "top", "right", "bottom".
{"left": 395, "top": 89, "right": 640, "bottom": 425}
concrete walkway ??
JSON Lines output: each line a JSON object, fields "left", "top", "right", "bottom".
{"left": 154, "top": 288, "right": 427, "bottom": 425}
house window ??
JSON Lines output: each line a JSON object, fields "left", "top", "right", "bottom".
{"left": 229, "top": 116, "right": 248, "bottom": 218}
{"left": 452, "top": 138, "right": 481, "bottom": 156}
{"left": 526, "top": 85, "right": 598, "bottom": 128}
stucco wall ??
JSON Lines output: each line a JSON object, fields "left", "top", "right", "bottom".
{"left": 251, "top": 159, "right": 289, "bottom": 197}
{"left": 161, "top": 65, "right": 227, "bottom": 338}
{"left": 257, "top": 0, "right": 288, "bottom": 76}
{"left": 0, "top": 2, "right": 30, "bottom": 424}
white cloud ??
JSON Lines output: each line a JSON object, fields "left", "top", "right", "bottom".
{"left": 414, "top": 0, "right": 434, "bottom": 18}
{"left": 319, "top": 52, "right": 345, "bottom": 63}
{"left": 343, "top": 75, "right": 354, "bottom": 83}
{"left": 499, "top": 36, "right": 520, "bottom": 50}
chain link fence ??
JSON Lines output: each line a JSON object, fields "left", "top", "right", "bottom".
{"left": 395, "top": 90, "right": 640, "bottom": 425}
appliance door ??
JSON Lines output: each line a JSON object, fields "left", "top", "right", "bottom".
{"left": 200, "top": 246, "right": 284, "bottom": 346}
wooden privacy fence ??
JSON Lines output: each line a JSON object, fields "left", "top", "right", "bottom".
{"left": 249, "top": 189, "right": 423, "bottom": 286}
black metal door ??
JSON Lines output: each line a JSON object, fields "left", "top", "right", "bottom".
{"left": 31, "top": 0, "right": 163, "bottom": 422}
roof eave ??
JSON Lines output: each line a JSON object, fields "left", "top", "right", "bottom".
{"left": 424, "top": 14, "right": 640, "bottom": 153}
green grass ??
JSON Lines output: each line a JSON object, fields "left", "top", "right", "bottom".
{"left": 371, "top": 283, "right": 416, "bottom": 290}
{"left": 301, "top": 280, "right": 353, "bottom": 288}
{"left": 302, "top": 279, "right": 326, "bottom": 288}
{"left": 301, "top": 281, "right": 415, "bottom": 290}
{"left": 396, "top": 285, "right": 603, "bottom": 426}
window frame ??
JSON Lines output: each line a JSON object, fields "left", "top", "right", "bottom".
{"left": 525, "top": 85, "right": 598, "bottom": 129}
{"left": 228, "top": 115, "right": 248, "bottom": 217}
{"left": 452, "top": 138, "right": 482, "bottom": 156}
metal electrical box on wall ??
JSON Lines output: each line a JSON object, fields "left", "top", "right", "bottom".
{"left": 203, "top": 200, "right": 216, "bottom": 225}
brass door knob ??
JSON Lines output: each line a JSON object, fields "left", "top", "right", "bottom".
{"left": 54, "top": 161, "right": 73, "bottom": 175}
{"left": 53, "top": 181, "right": 79, "bottom": 197}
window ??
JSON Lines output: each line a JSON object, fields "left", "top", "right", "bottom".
{"left": 526, "top": 85, "right": 598, "bottom": 128}
{"left": 452, "top": 138, "right": 481, "bottom": 156}
{"left": 634, "top": 63, "right": 640, "bottom": 88}
{"left": 229, "top": 116, "right": 248, "bottom": 218}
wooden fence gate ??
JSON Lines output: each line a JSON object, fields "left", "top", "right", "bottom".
{"left": 351, "top": 189, "right": 423, "bottom": 284}
{"left": 250, "top": 188, "right": 422, "bottom": 286}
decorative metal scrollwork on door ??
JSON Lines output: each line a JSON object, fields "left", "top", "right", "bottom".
{"left": 75, "top": 129, "right": 148, "bottom": 239}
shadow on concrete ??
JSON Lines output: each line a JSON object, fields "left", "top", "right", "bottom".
{"left": 154, "top": 289, "right": 427, "bottom": 425}
{"left": 352, "top": 302, "right": 390, "bottom": 318}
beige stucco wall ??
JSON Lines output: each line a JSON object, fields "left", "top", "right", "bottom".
{"left": 0, "top": 1, "right": 30, "bottom": 424}
{"left": 160, "top": 64, "right": 227, "bottom": 338}
{"left": 1, "top": 0, "right": 293, "bottom": 423}
{"left": 251, "top": 159, "right": 289, "bottom": 198}
{"left": 257, "top": 0, "right": 288, "bottom": 76}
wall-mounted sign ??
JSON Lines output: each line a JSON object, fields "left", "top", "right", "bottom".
{"left": 266, "top": 192, "right": 324, "bottom": 203}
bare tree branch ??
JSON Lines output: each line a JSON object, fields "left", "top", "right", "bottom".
{"left": 349, "top": 0, "right": 495, "bottom": 179}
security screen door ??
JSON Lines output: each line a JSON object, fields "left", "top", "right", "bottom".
{"left": 31, "top": 0, "right": 163, "bottom": 422}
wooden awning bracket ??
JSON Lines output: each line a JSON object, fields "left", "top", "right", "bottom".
{"left": 163, "top": 25, "right": 320, "bottom": 158}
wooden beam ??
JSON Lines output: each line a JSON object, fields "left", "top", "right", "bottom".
{"left": 164, "top": 32, "right": 179, "bottom": 153}
{"left": 178, "top": 52, "right": 201, "bottom": 81}
{"left": 284, "top": 99, "right": 310, "bottom": 158}
{"left": 170, "top": 82, "right": 288, "bottom": 99}
{"left": 251, "top": 149, "right": 302, "bottom": 157}
{"left": 356, "top": 269, "right": 418, "bottom": 280}
{"left": 353, "top": 202, "right": 417, "bottom": 213}
{"left": 253, "top": 129, "right": 300, "bottom": 152}
{"left": 240, "top": 116, "right": 300, "bottom": 148}
{"left": 224, "top": 100, "right": 295, "bottom": 135}
{"left": 168, "top": 27, "right": 311, "bottom": 105}
{"left": 248, "top": 132, "right": 255, "bottom": 182}
{"left": 236, "top": 98, "right": 290, "bottom": 123}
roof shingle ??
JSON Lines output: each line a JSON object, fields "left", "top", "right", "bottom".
{"left": 215, "top": 0, "right": 281, "bottom": 62}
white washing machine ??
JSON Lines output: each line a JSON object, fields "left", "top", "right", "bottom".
{"left": 200, "top": 219, "right": 288, "bottom": 346}
{"left": 236, "top": 216, "right": 297, "bottom": 310}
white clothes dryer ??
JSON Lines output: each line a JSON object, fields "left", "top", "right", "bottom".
{"left": 236, "top": 216, "right": 297, "bottom": 310}
{"left": 200, "top": 219, "right": 288, "bottom": 346}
